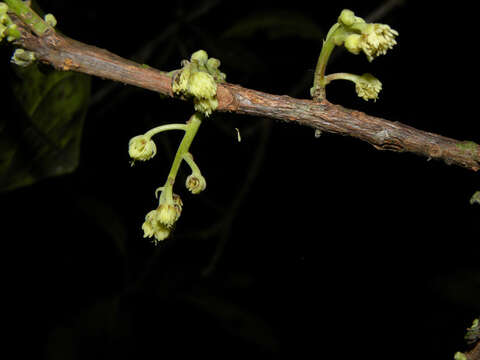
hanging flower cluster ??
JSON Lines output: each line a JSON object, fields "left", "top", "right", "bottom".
{"left": 128, "top": 115, "right": 207, "bottom": 244}
{"left": 311, "top": 9, "right": 398, "bottom": 102}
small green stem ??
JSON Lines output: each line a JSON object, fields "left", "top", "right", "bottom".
{"left": 324, "top": 72, "right": 360, "bottom": 85}
{"left": 182, "top": 152, "right": 201, "bottom": 174}
{"left": 159, "top": 113, "right": 203, "bottom": 203}
{"left": 144, "top": 123, "right": 186, "bottom": 138}
{"left": 312, "top": 23, "right": 345, "bottom": 100}
{"left": 4, "top": 0, "right": 52, "bottom": 36}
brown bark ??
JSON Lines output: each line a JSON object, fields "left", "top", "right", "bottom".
{"left": 11, "top": 17, "right": 480, "bottom": 172}
{"left": 468, "top": 342, "right": 480, "bottom": 360}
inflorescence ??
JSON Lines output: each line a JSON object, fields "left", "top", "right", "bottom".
{"left": 129, "top": 50, "right": 224, "bottom": 244}
{"left": 311, "top": 9, "right": 398, "bottom": 101}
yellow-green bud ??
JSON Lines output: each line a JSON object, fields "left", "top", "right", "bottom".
{"left": 11, "top": 49, "right": 36, "bottom": 67}
{"left": 338, "top": 9, "right": 356, "bottom": 26}
{"left": 0, "top": 3, "right": 8, "bottom": 15}
{"left": 191, "top": 49, "right": 208, "bottom": 64}
{"left": 207, "top": 58, "right": 226, "bottom": 82}
{"left": 454, "top": 352, "right": 467, "bottom": 360}
{"left": 172, "top": 50, "right": 224, "bottom": 115}
{"left": 344, "top": 33, "right": 362, "bottom": 55}
{"left": 207, "top": 57, "right": 220, "bottom": 70}
{"left": 128, "top": 134, "right": 157, "bottom": 161}
{"left": 44, "top": 13, "right": 57, "bottom": 27}
{"left": 186, "top": 173, "right": 206, "bottom": 194}
{"left": 470, "top": 191, "right": 480, "bottom": 205}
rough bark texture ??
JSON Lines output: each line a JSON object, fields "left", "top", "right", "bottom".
{"left": 469, "top": 342, "right": 480, "bottom": 360}
{"left": 11, "top": 16, "right": 480, "bottom": 172}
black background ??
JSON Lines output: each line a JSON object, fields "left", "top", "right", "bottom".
{"left": 1, "top": 0, "right": 479, "bottom": 358}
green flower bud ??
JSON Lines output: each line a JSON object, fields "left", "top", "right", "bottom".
{"left": 338, "top": 9, "right": 356, "bottom": 26}
{"left": 470, "top": 191, "right": 480, "bottom": 205}
{"left": 207, "top": 57, "right": 220, "bottom": 70}
{"left": 186, "top": 173, "right": 206, "bottom": 194}
{"left": 344, "top": 33, "right": 362, "bottom": 55}
{"left": 128, "top": 134, "right": 157, "bottom": 161}
{"left": 190, "top": 49, "right": 208, "bottom": 64}
{"left": 172, "top": 50, "right": 225, "bottom": 115}
{"left": 11, "top": 49, "right": 36, "bottom": 67}
{"left": 44, "top": 13, "right": 57, "bottom": 27}
{"left": 0, "top": 3, "right": 8, "bottom": 15}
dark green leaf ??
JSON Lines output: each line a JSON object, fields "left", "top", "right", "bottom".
{"left": 184, "top": 290, "right": 279, "bottom": 352}
{"left": 0, "top": 62, "right": 91, "bottom": 192}
{"left": 74, "top": 195, "right": 128, "bottom": 258}
{"left": 222, "top": 10, "right": 323, "bottom": 40}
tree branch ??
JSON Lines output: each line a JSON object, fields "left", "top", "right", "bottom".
{"left": 10, "top": 15, "right": 480, "bottom": 172}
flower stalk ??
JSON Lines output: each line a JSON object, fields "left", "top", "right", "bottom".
{"left": 132, "top": 112, "right": 205, "bottom": 244}
{"left": 311, "top": 9, "right": 398, "bottom": 101}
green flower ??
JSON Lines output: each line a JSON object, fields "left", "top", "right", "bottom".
{"left": 341, "top": 11, "right": 398, "bottom": 62}
{"left": 355, "top": 73, "right": 382, "bottom": 101}
{"left": 186, "top": 173, "right": 207, "bottom": 194}
{"left": 11, "top": 48, "right": 36, "bottom": 67}
{"left": 171, "top": 50, "right": 225, "bottom": 116}
{"left": 338, "top": 9, "right": 363, "bottom": 27}
{"left": 188, "top": 71, "right": 217, "bottom": 99}
{"left": 142, "top": 210, "right": 171, "bottom": 243}
{"left": 44, "top": 13, "right": 57, "bottom": 27}
{"left": 128, "top": 134, "right": 157, "bottom": 161}
{"left": 357, "top": 23, "right": 398, "bottom": 62}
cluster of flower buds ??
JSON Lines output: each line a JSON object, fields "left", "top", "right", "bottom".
{"left": 312, "top": 9, "right": 398, "bottom": 102}
{"left": 128, "top": 113, "right": 207, "bottom": 244}
{"left": 172, "top": 50, "right": 226, "bottom": 116}
{"left": 142, "top": 189, "right": 184, "bottom": 243}
{"left": 338, "top": 9, "right": 398, "bottom": 62}
{"left": 3, "top": 3, "right": 57, "bottom": 67}
{"left": 0, "top": 2, "right": 20, "bottom": 42}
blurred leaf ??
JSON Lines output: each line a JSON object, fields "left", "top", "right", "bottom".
{"left": 0, "top": 63, "right": 91, "bottom": 192}
{"left": 45, "top": 296, "right": 129, "bottom": 360}
{"left": 222, "top": 10, "right": 323, "bottom": 40}
{"left": 184, "top": 290, "right": 279, "bottom": 352}
{"left": 74, "top": 195, "right": 128, "bottom": 258}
